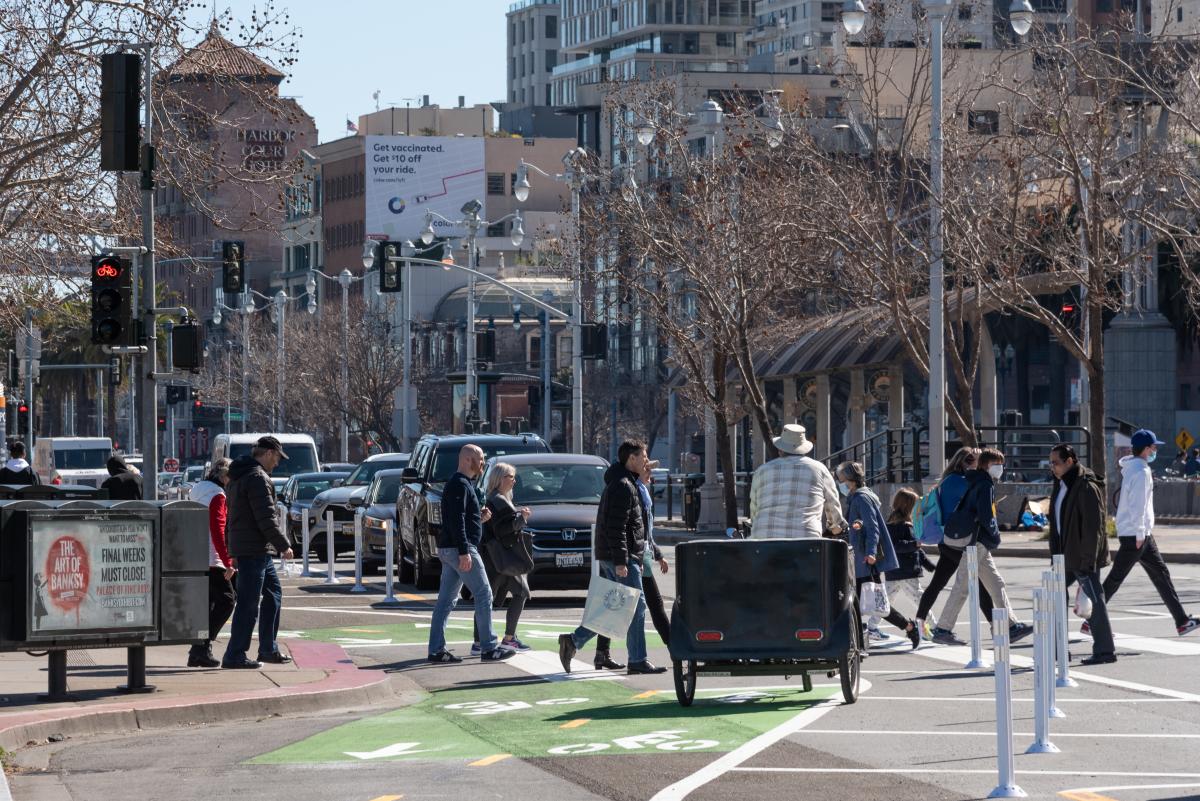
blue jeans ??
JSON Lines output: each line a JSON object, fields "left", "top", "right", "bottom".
{"left": 222, "top": 555, "right": 282, "bottom": 664}
{"left": 571, "top": 559, "right": 647, "bottom": 664}
{"left": 429, "top": 547, "right": 497, "bottom": 655}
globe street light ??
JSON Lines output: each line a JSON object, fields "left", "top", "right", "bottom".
{"left": 513, "top": 165, "right": 532, "bottom": 203}
{"left": 636, "top": 117, "right": 656, "bottom": 147}
{"left": 420, "top": 211, "right": 436, "bottom": 246}
{"left": 1009, "top": 0, "right": 1034, "bottom": 35}
{"left": 841, "top": 0, "right": 867, "bottom": 35}
{"left": 511, "top": 211, "right": 525, "bottom": 248}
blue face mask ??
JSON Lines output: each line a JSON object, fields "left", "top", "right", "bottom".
{"left": 1146, "top": 451, "right": 1157, "bottom": 464}
{"left": 838, "top": 482, "right": 851, "bottom": 496}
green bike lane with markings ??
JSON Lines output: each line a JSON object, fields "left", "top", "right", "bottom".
{"left": 255, "top": 623, "right": 840, "bottom": 766}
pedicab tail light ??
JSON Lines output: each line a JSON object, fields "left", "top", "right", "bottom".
{"left": 794, "top": 629, "right": 824, "bottom": 641}
{"left": 696, "top": 630, "right": 724, "bottom": 642}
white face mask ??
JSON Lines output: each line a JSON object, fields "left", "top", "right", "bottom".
{"left": 988, "top": 464, "right": 1004, "bottom": 480}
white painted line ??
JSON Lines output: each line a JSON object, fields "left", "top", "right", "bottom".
{"left": 798, "top": 729, "right": 1200, "bottom": 739}
{"left": 860, "top": 695, "right": 1183, "bottom": 704}
{"left": 1079, "top": 630, "right": 1200, "bottom": 657}
{"left": 913, "top": 644, "right": 1200, "bottom": 702}
{"left": 730, "top": 768, "right": 1200, "bottom": 779}
{"left": 647, "top": 680, "right": 870, "bottom": 801}
{"left": 1111, "top": 607, "right": 1174, "bottom": 618}
{"left": 507, "top": 650, "right": 627, "bottom": 683}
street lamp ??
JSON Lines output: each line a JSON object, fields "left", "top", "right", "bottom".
{"left": 274, "top": 289, "right": 287, "bottom": 431}
{"left": 841, "top": 0, "right": 866, "bottom": 35}
{"left": 636, "top": 117, "right": 656, "bottom": 147}
{"left": 514, "top": 147, "right": 588, "bottom": 452}
{"left": 420, "top": 212, "right": 436, "bottom": 246}
{"left": 511, "top": 211, "right": 525, "bottom": 249}
{"left": 1009, "top": 0, "right": 1035, "bottom": 36}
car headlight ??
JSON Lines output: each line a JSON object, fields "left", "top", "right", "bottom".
{"left": 427, "top": 504, "right": 442, "bottom": 525}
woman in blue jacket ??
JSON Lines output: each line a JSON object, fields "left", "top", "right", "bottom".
{"left": 837, "top": 461, "right": 920, "bottom": 649}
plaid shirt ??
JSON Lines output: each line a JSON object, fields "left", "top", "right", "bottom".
{"left": 750, "top": 455, "right": 847, "bottom": 539}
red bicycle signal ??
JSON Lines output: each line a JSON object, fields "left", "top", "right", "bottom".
{"left": 93, "top": 259, "right": 121, "bottom": 280}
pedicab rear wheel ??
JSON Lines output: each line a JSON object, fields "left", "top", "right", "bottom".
{"left": 673, "top": 659, "right": 697, "bottom": 707}
{"left": 839, "top": 610, "right": 861, "bottom": 704}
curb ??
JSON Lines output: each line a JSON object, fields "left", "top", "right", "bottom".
{"left": 0, "top": 640, "right": 392, "bottom": 754}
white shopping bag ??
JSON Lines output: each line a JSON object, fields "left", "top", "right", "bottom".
{"left": 859, "top": 574, "right": 891, "bottom": 616}
{"left": 580, "top": 574, "right": 642, "bottom": 640}
{"left": 1073, "top": 586, "right": 1094, "bottom": 619}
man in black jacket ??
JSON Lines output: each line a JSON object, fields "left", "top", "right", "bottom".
{"left": 0, "top": 441, "right": 39, "bottom": 485}
{"left": 101, "top": 455, "right": 143, "bottom": 500}
{"left": 221, "top": 436, "right": 294, "bottom": 669}
{"left": 559, "top": 440, "right": 665, "bottom": 675}
{"left": 1048, "top": 444, "right": 1116, "bottom": 665}
{"left": 427, "top": 444, "right": 515, "bottom": 663}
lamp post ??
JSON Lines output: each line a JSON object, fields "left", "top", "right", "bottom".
{"left": 310, "top": 268, "right": 365, "bottom": 460}
{"left": 842, "top": 0, "right": 1032, "bottom": 478}
{"left": 212, "top": 292, "right": 260, "bottom": 434}
{"left": 420, "top": 202, "right": 525, "bottom": 434}
{"left": 514, "top": 147, "right": 587, "bottom": 452}
{"left": 274, "top": 290, "right": 286, "bottom": 431}
{"left": 696, "top": 99, "right": 726, "bottom": 532}
{"left": 541, "top": 288, "right": 554, "bottom": 443}
{"left": 993, "top": 343, "right": 1016, "bottom": 416}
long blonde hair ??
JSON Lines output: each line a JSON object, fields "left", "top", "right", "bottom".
{"left": 486, "top": 462, "right": 516, "bottom": 499}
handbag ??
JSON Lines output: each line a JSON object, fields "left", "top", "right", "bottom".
{"left": 859, "top": 569, "right": 891, "bottom": 616}
{"left": 581, "top": 574, "right": 642, "bottom": 640}
{"left": 485, "top": 530, "right": 534, "bottom": 577}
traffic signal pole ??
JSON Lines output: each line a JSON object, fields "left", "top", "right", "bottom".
{"left": 24, "top": 308, "right": 34, "bottom": 446}
{"left": 138, "top": 43, "right": 158, "bottom": 502}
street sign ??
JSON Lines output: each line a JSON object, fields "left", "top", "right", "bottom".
{"left": 1177, "top": 429, "right": 1194, "bottom": 452}
{"left": 162, "top": 457, "right": 179, "bottom": 473}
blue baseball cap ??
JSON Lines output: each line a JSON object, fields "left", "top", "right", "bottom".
{"left": 1130, "top": 429, "right": 1165, "bottom": 451}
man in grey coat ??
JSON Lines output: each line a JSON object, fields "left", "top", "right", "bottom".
{"left": 222, "top": 436, "right": 294, "bottom": 669}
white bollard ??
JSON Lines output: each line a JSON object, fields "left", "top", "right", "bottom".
{"left": 1042, "top": 571, "right": 1065, "bottom": 719}
{"left": 324, "top": 510, "right": 340, "bottom": 584}
{"left": 1052, "top": 555, "right": 1078, "bottom": 689}
{"left": 988, "top": 608, "right": 1027, "bottom": 799}
{"left": 965, "top": 545, "right": 985, "bottom": 669}
{"left": 590, "top": 523, "right": 599, "bottom": 579}
{"left": 350, "top": 512, "right": 366, "bottom": 593}
{"left": 300, "top": 514, "right": 312, "bottom": 578}
{"left": 1025, "top": 588, "right": 1059, "bottom": 754}
{"left": 381, "top": 519, "right": 398, "bottom": 605}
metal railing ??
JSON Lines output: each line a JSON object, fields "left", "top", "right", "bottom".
{"left": 825, "top": 428, "right": 925, "bottom": 485}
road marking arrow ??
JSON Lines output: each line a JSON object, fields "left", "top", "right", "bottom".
{"left": 345, "top": 742, "right": 430, "bottom": 760}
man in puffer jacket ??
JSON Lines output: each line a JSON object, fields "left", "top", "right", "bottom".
{"left": 221, "top": 437, "right": 294, "bottom": 669}
{"left": 559, "top": 440, "right": 666, "bottom": 675}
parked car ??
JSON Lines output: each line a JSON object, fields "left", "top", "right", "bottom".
{"left": 276, "top": 471, "right": 350, "bottom": 549}
{"left": 32, "top": 437, "right": 113, "bottom": 487}
{"left": 478, "top": 453, "right": 608, "bottom": 590}
{"left": 359, "top": 468, "right": 407, "bottom": 572}
{"left": 307, "top": 452, "right": 409, "bottom": 560}
{"left": 322, "top": 462, "right": 356, "bottom": 473}
{"left": 178, "top": 464, "right": 205, "bottom": 499}
{"left": 397, "top": 433, "right": 551, "bottom": 590}
{"left": 650, "top": 466, "right": 670, "bottom": 501}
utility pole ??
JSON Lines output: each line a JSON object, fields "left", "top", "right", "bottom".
{"left": 24, "top": 308, "right": 34, "bottom": 446}
{"left": 138, "top": 44, "right": 159, "bottom": 501}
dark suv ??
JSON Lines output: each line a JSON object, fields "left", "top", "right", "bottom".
{"left": 397, "top": 433, "right": 550, "bottom": 589}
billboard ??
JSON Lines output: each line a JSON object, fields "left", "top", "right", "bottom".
{"left": 365, "top": 135, "right": 486, "bottom": 245}
{"left": 28, "top": 517, "right": 155, "bottom": 638}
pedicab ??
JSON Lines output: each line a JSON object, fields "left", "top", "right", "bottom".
{"left": 667, "top": 537, "right": 862, "bottom": 706}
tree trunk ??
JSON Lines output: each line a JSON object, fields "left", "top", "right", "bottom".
{"left": 714, "top": 405, "right": 739, "bottom": 531}
{"left": 1088, "top": 303, "right": 1107, "bottom": 478}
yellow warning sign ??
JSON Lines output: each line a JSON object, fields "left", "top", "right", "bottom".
{"left": 1177, "top": 429, "right": 1194, "bottom": 452}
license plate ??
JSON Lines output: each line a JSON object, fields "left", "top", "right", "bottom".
{"left": 342, "top": 522, "right": 356, "bottom": 534}
{"left": 555, "top": 552, "right": 585, "bottom": 568}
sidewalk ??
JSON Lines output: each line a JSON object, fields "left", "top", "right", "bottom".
{"left": 0, "top": 638, "right": 392, "bottom": 754}
{"left": 653, "top": 518, "right": 1200, "bottom": 564}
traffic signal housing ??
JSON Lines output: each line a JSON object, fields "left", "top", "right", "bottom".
{"left": 100, "top": 52, "right": 141, "bottom": 172}
{"left": 476, "top": 329, "right": 496, "bottom": 364}
{"left": 377, "top": 241, "right": 402, "bottom": 293}
{"left": 221, "top": 241, "right": 245, "bottom": 294}
{"left": 581, "top": 322, "right": 608, "bottom": 360}
{"left": 171, "top": 321, "right": 205, "bottom": 372}
{"left": 90, "top": 255, "right": 135, "bottom": 346}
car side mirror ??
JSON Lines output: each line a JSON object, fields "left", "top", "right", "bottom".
{"left": 332, "top": 478, "right": 343, "bottom": 487}
{"left": 349, "top": 495, "right": 365, "bottom": 508}
{"left": 401, "top": 467, "right": 420, "bottom": 483}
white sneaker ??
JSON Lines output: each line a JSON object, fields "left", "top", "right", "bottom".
{"left": 866, "top": 628, "right": 890, "bottom": 642}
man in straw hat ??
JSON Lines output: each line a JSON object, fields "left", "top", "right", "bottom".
{"left": 750, "top": 424, "right": 847, "bottom": 539}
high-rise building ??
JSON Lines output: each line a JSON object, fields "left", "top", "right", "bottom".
{"left": 500, "top": 0, "right": 576, "bottom": 137}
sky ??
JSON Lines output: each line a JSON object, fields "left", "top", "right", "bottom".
{"left": 201, "top": 1, "right": 512, "bottom": 143}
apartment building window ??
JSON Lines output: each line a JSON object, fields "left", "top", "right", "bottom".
{"left": 821, "top": 2, "right": 839, "bottom": 21}
{"left": 487, "top": 221, "right": 506, "bottom": 238}
{"left": 545, "top": 14, "right": 558, "bottom": 38}
{"left": 546, "top": 49, "right": 557, "bottom": 72}
{"left": 969, "top": 110, "right": 999, "bottom": 135}
{"left": 520, "top": 53, "right": 525, "bottom": 76}
{"left": 1178, "top": 6, "right": 1184, "bottom": 21}
{"left": 487, "top": 173, "right": 506, "bottom": 195}
{"left": 824, "top": 96, "right": 844, "bottom": 118}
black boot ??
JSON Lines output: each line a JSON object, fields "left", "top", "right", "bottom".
{"left": 188, "top": 642, "right": 220, "bottom": 668}
{"left": 594, "top": 650, "right": 625, "bottom": 670}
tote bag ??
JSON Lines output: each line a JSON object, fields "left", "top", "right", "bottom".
{"left": 581, "top": 574, "right": 642, "bottom": 640}
{"left": 858, "top": 570, "right": 891, "bottom": 616}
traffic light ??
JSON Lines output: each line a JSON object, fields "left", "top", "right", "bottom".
{"left": 221, "top": 240, "right": 245, "bottom": 293}
{"left": 100, "top": 52, "right": 141, "bottom": 172}
{"left": 378, "top": 241, "right": 402, "bottom": 293}
{"left": 171, "top": 321, "right": 204, "bottom": 372}
{"left": 109, "top": 356, "right": 122, "bottom": 387}
{"left": 476, "top": 329, "right": 496, "bottom": 364}
{"left": 157, "top": 415, "right": 167, "bottom": 431}
{"left": 581, "top": 322, "right": 608, "bottom": 360}
{"left": 1060, "top": 301, "right": 1080, "bottom": 331}
{"left": 90, "top": 255, "right": 134, "bottom": 346}
{"left": 165, "top": 385, "right": 184, "bottom": 405}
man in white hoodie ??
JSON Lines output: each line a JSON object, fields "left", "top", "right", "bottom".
{"left": 1102, "top": 429, "right": 1200, "bottom": 637}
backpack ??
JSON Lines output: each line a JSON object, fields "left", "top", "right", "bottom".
{"left": 940, "top": 481, "right": 981, "bottom": 550}
{"left": 912, "top": 487, "right": 943, "bottom": 544}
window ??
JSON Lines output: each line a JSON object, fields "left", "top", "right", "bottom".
{"left": 958, "top": 3, "right": 972, "bottom": 18}
{"left": 511, "top": 173, "right": 519, "bottom": 195}
{"left": 527, "top": 334, "right": 542, "bottom": 370}
{"left": 821, "top": 2, "right": 839, "bottom": 21}
{"left": 486, "top": 221, "right": 506, "bottom": 237}
{"left": 969, "top": 110, "right": 999, "bottom": 135}
{"left": 545, "top": 14, "right": 558, "bottom": 38}
{"left": 1178, "top": 6, "right": 1184, "bottom": 21}
{"left": 487, "top": 173, "right": 506, "bottom": 195}
{"left": 546, "top": 49, "right": 557, "bottom": 72}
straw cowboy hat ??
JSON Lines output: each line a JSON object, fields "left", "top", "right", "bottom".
{"left": 773, "top": 424, "right": 814, "bottom": 456}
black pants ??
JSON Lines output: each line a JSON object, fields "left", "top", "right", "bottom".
{"left": 191, "top": 567, "right": 235, "bottom": 654}
{"left": 917, "top": 544, "right": 963, "bottom": 621}
{"left": 858, "top": 575, "right": 912, "bottom": 632}
{"left": 598, "top": 568, "right": 671, "bottom": 654}
{"left": 472, "top": 571, "right": 532, "bottom": 641}
{"left": 1102, "top": 535, "right": 1189, "bottom": 627}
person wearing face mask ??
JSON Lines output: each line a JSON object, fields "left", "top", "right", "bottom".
{"left": 1104, "top": 429, "right": 1200, "bottom": 637}
{"left": 915, "top": 448, "right": 1031, "bottom": 643}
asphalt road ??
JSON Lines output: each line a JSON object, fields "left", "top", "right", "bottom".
{"left": 9, "top": 552, "right": 1200, "bottom": 801}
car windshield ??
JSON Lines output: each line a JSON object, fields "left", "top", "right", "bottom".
{"left": 185, "top": 467, "right": 203, "bottom": 481}
{"left": 53, "top": 448, "right": 110, "bottom": 470}
{"left": 227, "top": 443, "right": 317, "bottom": 477}
{"left": 297, "top": 476, "right": 344, "bottom": 500}
{"left": 511, "top": 463, "right": 606, "bottom": 505}
{"left": 373, "top": 477, "right": 402, "bottom": 504}
{"left": 344, "top": 458, "right": 407, "bottom": 486}
{"left": 430, "top": 442, "right": 548, "bottom": 485}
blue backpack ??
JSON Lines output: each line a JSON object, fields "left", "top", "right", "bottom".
{"left": 912, "top": 487, "right": 943, "bottom": 544}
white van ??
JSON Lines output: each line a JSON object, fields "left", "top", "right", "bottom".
{"left": 210, "top": 433, "right": 321, "bottom": 480}
{"left": 33, "top": 437, "right": 114, "bottom": 487}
